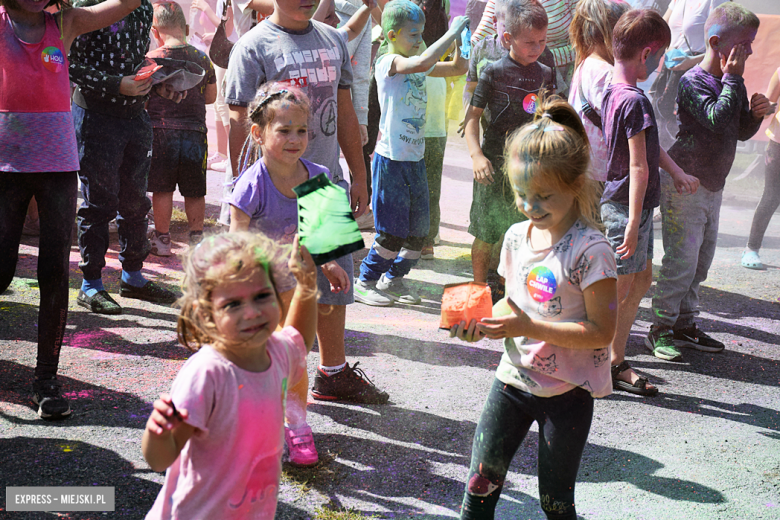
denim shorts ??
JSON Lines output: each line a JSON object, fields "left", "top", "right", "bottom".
{"left": 601, "top": 201, "right": 654, "bottom": 275}
{"left": 148, "top": 128, "right": 208, "bottom": 197}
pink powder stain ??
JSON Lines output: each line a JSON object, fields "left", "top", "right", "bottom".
{"left": 68, "top": 328, "right": 113, "bottom": 350}
{"left": 63, "top": 390, "right": 94, "bottom": 398}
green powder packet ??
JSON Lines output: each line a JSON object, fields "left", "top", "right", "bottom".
{"left": 292, "top": 173, "right": 365, "bottom": 265}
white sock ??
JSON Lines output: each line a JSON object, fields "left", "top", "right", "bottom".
{"left": 319, "top": 362, "right": 347, "bottom": 376}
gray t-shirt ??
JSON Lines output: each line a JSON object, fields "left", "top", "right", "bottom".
{"left": 224, "top": 19, "right": 353, "bottom": 183}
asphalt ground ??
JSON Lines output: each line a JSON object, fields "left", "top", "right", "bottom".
{"left": 1, "top": 126, "right": 779, "bottom": 519}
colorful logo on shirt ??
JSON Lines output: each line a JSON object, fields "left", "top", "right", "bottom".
{"left": 523, "top": 93, "right": 538, "bottom": 114}
{"left": 41, "top": 46, "right": 65, "bottom": 73}
{"left": 527, "top": 266, "right": 557, "bottom": 302}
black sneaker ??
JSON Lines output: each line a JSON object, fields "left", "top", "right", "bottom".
{"left": 32, "top": 378, "right": 72, "bottom": 420}
{"left": 77, "top": 289, "right": 122, "bottom": 315}
{"left": 188, "top": 231, "right": 204, "bottom": 247}
{"left": 644, "top": 328, "right": 683, "bottom": 362}
{"left": 312, "top": 362, "right": 389, "bottom": 404}
{"left": 120, "top": 280, "right": 178, "bottom": 304}
{"left": 673, "top": 324, "right": 725, "bottom": 353}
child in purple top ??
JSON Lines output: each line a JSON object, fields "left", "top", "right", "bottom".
{"left": 648, "top": 3, "right": 769, "bottom": 363}
{"left": 600, "top": 9, "right": 698, "bottom": 396}
{"left": 229, "top": 84, "right": 378, "bottom": 468}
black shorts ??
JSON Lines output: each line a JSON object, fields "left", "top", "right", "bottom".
{"left": 148, "top": 128, "right": 208, "bottom": 197}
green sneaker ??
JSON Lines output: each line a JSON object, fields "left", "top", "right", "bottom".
{"left": 645, "top": 328, "right": 683, "bottom": 362}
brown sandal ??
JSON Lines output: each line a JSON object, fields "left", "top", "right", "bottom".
{"left": 611, "top": 361, "right": 658, "bottom": 396}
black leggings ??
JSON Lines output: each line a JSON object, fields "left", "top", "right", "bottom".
{"left": 0, "top": 172, "right": 77, "bottom": 380}
{"left": 747, "top": 139, "right": 780, "bottom": 251}
{"left": 461, "top": 378, "right": 594, "bottom": 520}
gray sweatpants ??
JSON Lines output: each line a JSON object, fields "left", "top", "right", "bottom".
{"left": 652, "top": 171, "right": 723, "bottom": 331}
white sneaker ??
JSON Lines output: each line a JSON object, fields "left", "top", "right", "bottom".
{"left": 353, "top": 278, "right": 393, "bottom": 306}
{"left": 355, "top": 209, "right": 374, "bottom": 231}
{"left": 377, "top": 273, "right": 421, "bottom": 304}
{"left": 210, "top": 159, "right": 228, "bottom": 172}
{"left": 148, "top": 230, "right": 172, "bottom": 257}
{"left": 207, "top": 152, "right": 226, "bottom": 170}
{"left": 108, "top": 219, "right": 118, "bottom": 234}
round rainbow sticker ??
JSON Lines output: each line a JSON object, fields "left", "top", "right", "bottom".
{"left": 527, "top": 266, "right": 557, "bottom": 302}
{"left": 523, "top": 93, "right": 538, "bottom": 114}
{"left": 41, "top": 46, "right": 65, "bottom": 73}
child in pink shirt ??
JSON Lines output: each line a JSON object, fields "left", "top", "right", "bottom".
{"left": 142, "top": 232, "right": 318, "bottom": 519}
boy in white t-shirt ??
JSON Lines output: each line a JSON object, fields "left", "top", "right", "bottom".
{"left": 355, "top": 0, "right": 468, "bottom": 306}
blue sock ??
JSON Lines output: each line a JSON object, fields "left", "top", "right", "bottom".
{"left": 81, "top": 278, "right": 104, "bottom": 297}
{"left": 121, "top": 270, "right": 148, "bottom": 288}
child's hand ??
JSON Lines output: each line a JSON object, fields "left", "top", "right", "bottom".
{"left": 361, "top": 0, "right": 377, "bottom": 9}
{"left": 192, "top": 0, "right": 209, "bottom": 12}
{"left": 451, "top": 16, "right": 470, "bottom": 38}
{"left": 120, "top": 75, "right": 153, "bottom": 97}
{"left": 751, "top": 92, "right": 771, "bottom": 119}
{"left": 154, "top": 83, "right": 188, "bottom": 104}
{"left": 721, "top": 43, "right": 747, "bottom": 77}
{"left": 449, "top": 319, "right": 485, "bottom": 343}
{"left": 477, "top": 298, "right": 530, "bottom": 339}
{"left": 146, "top": 393, "right": 188, "bottom": 436}
{"left": 457, "top": 117, "right": 467, "bottom": 138}
{"left": 671, "top": 170, "right": 699, "bottom": 195}
{"left": 472, "top": 155, "right": 495, "bottom": 185}
{"left": 616, "top": 221, "right": 639, "bottom": 259}
{"left": 289, "top": 235, "right": 318, "bottom": 290}
{"left": 359, "top": 124, "right": 369, "bottom": 146}
{"left": 321, "top": 261, "right": 350, "bottom": 293}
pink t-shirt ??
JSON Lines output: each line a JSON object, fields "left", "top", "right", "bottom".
{"left": 146, "top": 327, "right": 307, "bottom": 520}
{"left": 496, "top": 219, "right": 617, "bottom": 398}
{"left": 568, "top": 57, "right": 613, "bottom": 182}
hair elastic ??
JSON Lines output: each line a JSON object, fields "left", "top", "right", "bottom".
{"left": 249, "top": 89, "right": 289, "bottom": 120}
{"left": 541, "top": 113, "right": 553, "bottom": 119}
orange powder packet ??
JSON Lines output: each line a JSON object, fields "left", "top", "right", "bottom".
{"left": 440, "top": 282, "right": 493, "bottom": 330}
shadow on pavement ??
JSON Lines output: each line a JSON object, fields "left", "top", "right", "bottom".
{"left": 302, "top": 403, "right": 540, "bottom": 519}
{"left": 343, "top": 329, "right": 502, "bottom": 370}
{"left": 0, "top": 361, "right": 156, "bottom": 428}
{"left": 0, "top": 437, "right": 160, "bottom": 519}
{"left": 307, "top": 402, "right": 724, "bottom": 519}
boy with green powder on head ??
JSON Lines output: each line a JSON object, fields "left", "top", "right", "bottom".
{"left": 355, "top": 0, "right": 469, "bottom": 306}
{"left": 648, "top": 2, "right": 769, "bottom": 363}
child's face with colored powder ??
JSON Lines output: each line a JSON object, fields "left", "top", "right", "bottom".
{"left": 503, "top": 26, "right": 548, "bottom": 66}
{"left": 639, "top": 46, "right": 665, "bottom": 82}
{"left": 513, "top": 174, "right": 577, "bottom": 237}
{"left": 390, "top": 21, "right": 424, "bottom": 58}
{"left": 6, "top": 0, "right": 48, "bottom": 14}
{"left": 253, "top": 104, "right": 309, "bottom": 167}
{"left": 210, "top": 267, "right": 281, "bottom": 351}
{"left": 713, "top": 26, "right": 757, "bottom": 61}
{"left": 272, "top": 0, "right": 320, "bottom": 29}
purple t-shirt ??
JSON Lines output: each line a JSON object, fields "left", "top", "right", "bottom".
{"left": 229, "top": 158, "right": 330, "bottom": 291}
{"left": 601, "top": 83, "right": 660, "bottom": 209}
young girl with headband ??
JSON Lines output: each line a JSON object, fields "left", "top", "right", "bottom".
{"left": 229, "top": 83, "right": 386, "bottom": 466}
{"left": 451, "top": 97, "right": 618, "bottom": 520}
{"left": 0, "top": 0, "right": 144, "bottom": 419}
{"left": 143, "top": 232, "right": 318, "bottom": 519}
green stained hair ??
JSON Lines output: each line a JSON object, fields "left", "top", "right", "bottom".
{"left": 381, "top": 0, "right": 425, "bottom": 38}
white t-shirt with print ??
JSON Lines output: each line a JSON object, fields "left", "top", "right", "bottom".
{"left": 667, "top": 0, "right": 729, "bottom": 54}
{"left": 496, "top": 219, "right": 618, "bottom": 398}
{"left": 374, "top": 53, "right": 431, "bottom": 162}
{"left": 568, "top": 57, "right": 612, "bottom": 182}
